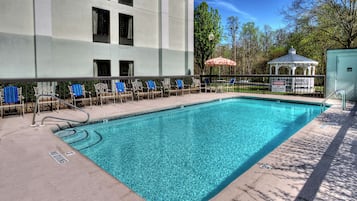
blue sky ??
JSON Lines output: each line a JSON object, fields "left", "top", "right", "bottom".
{"left": 194, "top": 0, "right": 292, "bottom": 31}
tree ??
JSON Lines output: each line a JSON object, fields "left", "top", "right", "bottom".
{"left": 273, "top": 28, "right": 289, "bottom": 47}
{"left": 194, "top": 2, "right": 221, "bottom": 75}
{"left": 283, "top": 0, "right": 357, "bottom": 48}
{"left": 260, "top": 25, "right": 273, "bottom": 56}
{"left": 240, "top": 22, "right": 259, "bottom": 74}
{"left": 226, "top": 16, "right": 239, "bottom": 74}
{"left": 282, "top": 0, "right": 316, "bottom": 30}
{"left": 316, "top": 0, "right": 357, "bottom": 48}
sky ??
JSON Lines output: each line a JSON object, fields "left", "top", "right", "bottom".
{"left": 194, "top": 0, "right": 292, "bottom": 31}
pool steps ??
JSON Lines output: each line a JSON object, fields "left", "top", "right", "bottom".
{"left": 56, "top": 129, "right": 103, "bottom": 151}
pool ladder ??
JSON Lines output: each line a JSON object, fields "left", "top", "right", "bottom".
{"left": 31, "top": 94, "right": 90, "bottom": 126}
{"left": 320, "top": 89, "right": 346, "bottom": 112}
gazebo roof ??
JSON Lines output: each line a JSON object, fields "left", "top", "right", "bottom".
{"left": 267, "top": 47, "right": 318, "bottom": 65}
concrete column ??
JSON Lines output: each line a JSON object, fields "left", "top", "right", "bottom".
{"left": 158, "top": 0, "right": 169, "bottom": 76}
{"left": 185, "top": 0, "right": 194, "bottom": 75}
{"left": 34, "top": 0, "right": 52, "bottom": 36}
{"left": 160, "top": 0, "right": 169, "bottom": 50}
{"left": 34, "top": 0, "right": 53, "bottom": 78}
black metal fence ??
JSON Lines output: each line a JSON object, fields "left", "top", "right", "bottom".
{"left": 0, "top": 74, "right": 325, "bottom": 114}
{"left": 200, "top": 74, "right": 325, "bottom": 97}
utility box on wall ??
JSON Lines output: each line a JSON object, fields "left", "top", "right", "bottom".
{"left": 326, "top": 48, "right": 357, "bottom": 101}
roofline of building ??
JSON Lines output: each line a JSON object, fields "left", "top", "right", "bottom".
{"left": 267, "top": 61, "right": 319, "bottom": 65}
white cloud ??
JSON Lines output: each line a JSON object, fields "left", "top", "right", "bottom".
{"left": 202, "top": 0, "right": 257, "bottom": 22}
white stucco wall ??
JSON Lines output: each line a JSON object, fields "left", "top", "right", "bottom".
{"left": 0, "top": 0, "right": 193, "bottom": 78}
{"left": 134, "top": 0, "right": 159, "bottom": 48}
{"left": 0, "top": 0, "right": 34, "bottom": 35}
{"left": 169, "top": 1, "right": 185, "bottom": 51}
{"left": 52, "top": 0, "right": 92, "bottom": 41}
{"left": 52, "top": 0, "right": 159, "bottom": 48}
{"left": 0, "top": 0, "right": 35, "bottom": 78}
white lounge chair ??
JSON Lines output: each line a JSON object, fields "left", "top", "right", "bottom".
{"left": 34, "top": 82, "right": 59, "bottom": 113}
{"left": 94, "top": 83, "right": 116, "bottom": 106}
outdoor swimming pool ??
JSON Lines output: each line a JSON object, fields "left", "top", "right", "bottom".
{"left": 55, "top": 98, "right": 322, "bottom": 201}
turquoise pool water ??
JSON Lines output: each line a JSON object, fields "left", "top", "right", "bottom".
{"left": 56, "top": 98, "right": 322, "bottom": 201}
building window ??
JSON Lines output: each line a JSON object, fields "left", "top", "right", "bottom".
{"left": 118, "top": 0, "right": 133, "bottom": 6}
{"left": 119, "top": 61, "right": 134, "bottom": 76}
{"left": 94, "top": 60, "right": 111, "bottom": 76}
{"left": 119, "top": 14, "right": 133, "bottom": 46}
{"left": 92, "top": 7, "right": 110, "bottom": 43}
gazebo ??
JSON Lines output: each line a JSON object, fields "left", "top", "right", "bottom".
{"left": 267, "top": 47, "right": 318, "bottom": 93}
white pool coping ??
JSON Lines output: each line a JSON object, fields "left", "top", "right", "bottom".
{"left": 0, "top": 92, "right": 355, "bottom": 201}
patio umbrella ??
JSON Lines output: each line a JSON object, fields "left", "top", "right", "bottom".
{"left": 205, "top": 56, "right": 236, "bottom": 79}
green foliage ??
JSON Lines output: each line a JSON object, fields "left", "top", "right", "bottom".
{"left": 202, "top": 0, "right": 357, "bottom": 76}
{"left": 194, "top": 2, "right": 222, "bottom": 75}
{"left": 283, "top": 0, "right": 357, "bottom": 48}
{"left": 226, "top": 16, "right": 239, "bottom": 73}
{"left": 268, "top": 46, "right": 287, "bottom": 60}
{"left": 226, "top": 16, "right": 239, "bottom": 51}
{"left": 260, "top": 25, "right": 274, "bottom": 56}
{"left": 57, "top": 81, "right": 70, "bottom": 99}
{"left": 316, "top": 0, "right": 357, "bottom": 48}
{"left": 239, "top": 22, "right": 260, "bottom": 74}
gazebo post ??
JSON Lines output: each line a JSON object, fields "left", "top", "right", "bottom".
{"left": 291, "top": 65, "right": 296, "bottom": 92}
{"left": 269, "top": 65, "right": 272, "bottom": 75}
{"left": 275, "top": 64, "right": 280, "bottom": 75}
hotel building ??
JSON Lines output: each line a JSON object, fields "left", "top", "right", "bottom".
{"left": 0, "top": 0, "right": 194, "bottom": 78}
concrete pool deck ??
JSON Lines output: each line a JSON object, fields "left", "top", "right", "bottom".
{"left": 0, "top": 93, "right": 356, "bottom": 201}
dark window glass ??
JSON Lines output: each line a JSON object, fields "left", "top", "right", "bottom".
{"left": 92, "top": 7, "right": 110, "bottom": 43}
{"left": 118, "top": 0, "right": 133, "bottom": 6}
{"left": 94, "top": 60, "right": 111, "bottom": 76}
{"left": 120, "top": 61, "right": 134, "bottom": 76}
{"left": 119, "top": 14, "right": 133, "bottom": 46}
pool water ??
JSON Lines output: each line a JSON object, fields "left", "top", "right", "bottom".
{"left": 56, "top": 98, "right": 322, "bottom": 201}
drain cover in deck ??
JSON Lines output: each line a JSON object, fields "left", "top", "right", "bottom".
{"left": 49, "top": 151, "right": 69, "bottom": 164}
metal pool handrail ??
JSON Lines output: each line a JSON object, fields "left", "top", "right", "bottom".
{"left": 321, "top": 89, "right": 346, "bottom": 112}
{"left": 31, "top": 94, "right": 90, "bottom": 126}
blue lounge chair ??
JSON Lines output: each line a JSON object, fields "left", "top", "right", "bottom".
{"left": 0, "top": 86, "right": 25, "bottom": 117}
{"left": 145, "top": 80, "right": 163, "bottom": 99}
{"left": 175, "top": 79, "right": 190, "bottom": 95}
{"left": 226, "top": 78, "right": 236, "bottom": 92}
{"left": 115, "top": 82, "right": 133, "bottom": 102}
{"left": 68, "top": 84, "right": 92, "bottom": 107}
{"left": 204, "top": 78, "right": 216, "bottom": 93}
